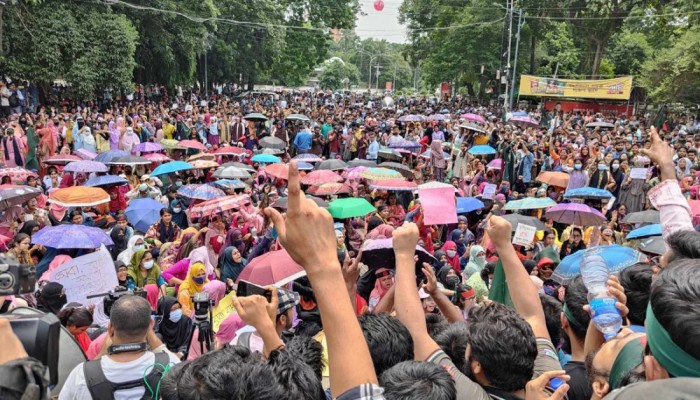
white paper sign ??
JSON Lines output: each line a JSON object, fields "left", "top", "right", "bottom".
{"left": 482, "top": 183, "right": 498, "bottom": 200}
{"left": 50, "top": 246, "right": 118, "bottom": 306}
{"left": 512, "top": 223, "right": 537, "bottom": 247}
{"left": 629, "top": 168, "right": 648, "bottom": 180}
{"left": 606, "top": 195, "right": 616, "bottom": 210}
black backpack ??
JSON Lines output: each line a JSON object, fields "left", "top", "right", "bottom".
{"left": 9, "top": 92, "right": 19, "bottom": 107}
{"left": 83, "top": 351, "right": 170, "bottom": 400}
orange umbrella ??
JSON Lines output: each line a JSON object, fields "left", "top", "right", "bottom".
{"left": 264, "top": 163, "right": 289, "bottom": 180}
{"left": 188, "top": 160, "right": 219, "bottom": 169}
{"left": 536, "top": 171, "right": 570, "bottom": 188}
{"left": 187, "top": 153, "right": 217, "bottom": 162}
{"left": 48, "top": 187, "right": 110, "bottom": 207}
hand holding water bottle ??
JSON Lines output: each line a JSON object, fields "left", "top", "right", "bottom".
{"left": 582, "top": 275, "right": 628, "bottom": 319}
{"left": 580, "top": 248, "right": 629, "bottom": 340}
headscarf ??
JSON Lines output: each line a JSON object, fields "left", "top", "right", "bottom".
{"left": 117, "top": 235, "right": 145, "bottom": 266}
{"left": 676, "top": 157, "right": 691, "bottom": 177}
{"left": 38, "top": 127, "right": 56, "bottom": 156}
{"left": 219, "top": 246, "right": 247, "bottom": 283}
{"left": 366, "top": 224, "right": 394, "bottom": 240}
{"left": 19, "top": 220, "right": 39, "bottom": 236}
{"left": 464, "top": 245, "right": 486, "bottom": 279}
{"left": 36, "top": 282, "right": 67, "bottom": 314}
{"left": 109, "top": 226, "right": 129, "bottom": 260}
{"left": 219, "top": 228, "right": 244, "bottom": 258}
{"left": 202, "top": 280, "right": 226, "bottom": 307}
{"left": 449, "top": 229, "right": 467, "bottom": 256}
{"left": 107, "top": 186, "right": 128, "bottom": 212}
{"left": 59, "top": 173, "right": 74, "bottom": 188}
{"left": 157, "top": 296, "right": 192, "bottom": 352}
{"left": 187, "top": 246, "right": 215, "bottom": 277}
{"left": 441, "top": 241, "right": 460, "bottom": 272}
{"left": 178, "top": 262, "right": 208, "bottom": 297}
{"left": 215, "top": 313, "right": 245, "bottom": 344}
{"left": 430, "top": 139, "right": 446, "bottom": 169}
{"left": 38, "top": 254, "right": 73, "bottom": 283}
{"left": 369, "top": 268, "right": 392, "bottom": 309}
{"left": 127, "top": 249, "right": 161, "bottom": 288}
{"left": 1, "top": 205, "right": 24, "bottom": 237}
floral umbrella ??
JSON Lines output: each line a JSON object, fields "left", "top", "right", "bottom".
{"left": 300, "top": 170, "right": 343, "bottom": 186}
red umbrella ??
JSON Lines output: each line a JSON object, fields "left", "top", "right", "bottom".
{"left": 307, "top": 183, "right": 352, "bottom": 196}
{"left": 300, "top": 170, "right": 343, "bottom": 186}
{"left": 264, "top": 164, "right": 289, "bottom": 180}
{"left": 236, "top": 249, "right": 306, "bottom": 286}
{"left": 44, "top": 154, "right": 81, "bottom": 165}
{"left": 188, "top": 194, "right": 250, "bottom": 219}
{"left": 369, "top": 179, "right": 417, "bottom": 191}
{"left": 179, "top": 140, "right": 207, "bottom": 151}
{"left": 0, "top": 167, "right": 38, "bottom": 184}
{"left": 213, "top": 146, "right": 246, "bottom": 156}
{"left": 143, "top": 153, "right": 172, "bottom": 163}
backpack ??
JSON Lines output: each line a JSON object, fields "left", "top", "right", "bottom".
{"left": 83, "top": 351, "right": 170, "bottom": 400}
{"left": 9, "top": 92, "right": 19, "bottom": 107}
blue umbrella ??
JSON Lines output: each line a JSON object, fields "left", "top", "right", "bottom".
{"left": 31, "top": 225, "right": 113, "bottom": 249}
{"left": 125, "top": 198, "right": 166, "bottom": 233}
{"left": 151, "top": 161, "right": 193, "bottom": 176}
{"left": 627, "top": 224, "right": 662, "bottom": 240}
{"left": 512, "top": 111, "right": 528, "bottom": 117}
{"left": 468, "top": 145, "right": 497, "bottom": 155}
{"left": 94, "top": 150, "right": 129, "bottom": 164}
{"left": 420, "top": 149, "right": 451, "bottom": 159}
{"left": 297, "top": 162, "right": 314, "bottom": 171}
{"left": 251, "top": 154, "right": 281, "bottom": 164}
{"left": 456, "top": 197, "right": 485, "bottom": 213}
{"left": 553, "top": 245, "right": 647, "bottom": 284}
{"left": 212, "top": 179, "right": 247, "bottom": 191}
{"left": 564, "top": 187, "right": 613, "bottom": 200}
{"left": 504, "top": 197, "right": 556, "bottom": 210}
{"left": 83, "top": 175, "right": 128, "bottom": 188}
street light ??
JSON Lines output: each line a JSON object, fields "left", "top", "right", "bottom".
{"left": 356, "top": 49, "right": 380, "bottom": 93}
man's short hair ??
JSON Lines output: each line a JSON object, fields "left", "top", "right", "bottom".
{"left": 618, "top": 262, "right": 653, "bottom": 326}
{"left": 425, "top": 313, "right": 448, "bottom": 338}
{"left": 666, "top": 230, "right": 700, "bottom": 263}
{"left": 109, "top": 296, "right": 152, "bottom": 341}
{"left": 563, "top": 276, "right": 591, "bottom": 340}
{"left": 358, "top": 313, "right": 414, "bottom": 377}
{"left": 380, "top": 361, "right": 456, "bottom": 400}
{"left": 434, "top": 322, "right": 469, "bottom": 376}
{"left": 540, "top": 294, "right": 562, "bottom": 347}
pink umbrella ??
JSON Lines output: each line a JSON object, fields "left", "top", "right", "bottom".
{"left": 236, "top": 249, "right": 306, "bottom": 286}
{"left": 343, "top": 166, "right": 367, "bottom": 180}
{"left": 508, "top": 116, "right": 539, "bottom": 128}
{"left": 460, "top": 113, "right": 485, "bottom": 123}
{"left": 179, "top": 140, "right": 207, "bottom": 151}
{"left": 543, "top": 203, "right": 607, "bottom": 226}
{"left": 264, "top": 163, "right": 289, "bottom": 180}
{"left": 487, "top": 158, "right": 503, "bottom": 169}
{"left": 133, "top": 142, "right": 165, "bottom": 153}
{"left": 143, "top": 153, "right": 172, "bottom": 163}
{"left": 44, "top": 154, "right": 81, "bottom": 165}
{"left": 0, "top": 167, "right": 38, "bottom": 184}
{"left": 369, "top": 179, "right": 417, "bottom": 191}
{"left": 213, "top": 146, "right": 246, "bottom": 156}
{"left": 307, "top": 183, "right": 352, "bottom": 196}
{"left": 74, "top": 149, "right": 97, "bottom": 160}
{"left": 300, "top": 170, "right": 343, "bottom": 186}
{"left": 188, "top": 194, "right": 250, "bottom": 219}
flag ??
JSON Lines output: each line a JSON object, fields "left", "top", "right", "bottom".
{"left": 488, "top": 259, "right": 514, "bottom": 308}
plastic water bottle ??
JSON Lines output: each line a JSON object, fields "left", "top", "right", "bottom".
{"left": 579, "top": 248, "right": 622, "bottom": 340}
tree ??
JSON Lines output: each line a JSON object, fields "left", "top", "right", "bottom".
{"left": 535, "top": 22, "right": 581, "bottom": 78}
{"left": 318, "top": 59, "right": 360, "bottom": 90}
{"left": 607, "top": 30, "right": 651, "bottom": 76}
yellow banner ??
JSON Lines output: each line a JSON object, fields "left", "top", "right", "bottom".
{"left": 212, "top": 293, "right": 237, "bottom": 332}
{"left": 519, "top": 75, "right": 633, "bottom": 100}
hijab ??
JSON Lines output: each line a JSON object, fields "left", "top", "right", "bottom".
{"left": 366, "top": 224, "right": 394, "bottom": 240}
{"left": 219, "top": 246, "right": 247, "bottom": 283}
{"left": 369, "top": 268, "right": 392, "bottom": 307}
{"left": 19, "top": 220, "right": 39, "bottom": 236}
{"left": 38, "top": 127, "right": 56, "bottom": 156}
{"left": 187, "top": 246, "right": 215, "bottom": 277}
{"left": 219, "top": 228, "right": 244, "bottom": 258}
{"left": 157, "top": 296, "right": 192, "bottom": 352}
{"left": 215, "top": 313, "right": 245, "bottom": 344}
{"left": 117, "top": 235, "right": 145, "bottom": 266}
{"left": 178, "top": 262, "right": 208, "bottom": 295}
{"left": 110, "top": 226, "right": 129, "bottom": 260}
{"left": 36, "top": 282, "right": 67, "bottom": 314}
{"left": 441, "top": 241, "right": 460, "bottom": 272}
{"left": 464, "top": 245, "right": 486, "bottom": 278}
{"left": 202, "top": 280, "right": 226, "bottom": 307}
{"left": 127, "top": 249, "right": 161, "bottom": 288}
{"left": 449, "top": 229, "right": 467, "bottom": 256}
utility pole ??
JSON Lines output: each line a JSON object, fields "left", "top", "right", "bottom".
{"left": 503, "top": 0, "right": 513, "bottom": 111}
{"left": 375, "top": 65, "right": 382, "bottom": 91}
{"left": 368, "top": 58, "right": 373, "bottom": 94}
{"left": 392, "top": 66, "right": 397, "bottom": 92}
{"left": 509, "top": 10, "right": 523, "bottom": 111}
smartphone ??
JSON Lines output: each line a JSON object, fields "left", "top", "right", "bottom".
{"left": 236, "top": 280, "right": 272, "bottom": 302}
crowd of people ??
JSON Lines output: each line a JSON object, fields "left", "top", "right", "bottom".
{"left": 0, "top": 87, "right": 699, "bottom": 400}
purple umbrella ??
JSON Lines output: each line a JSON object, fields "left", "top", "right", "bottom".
{"left": 74, "top": 149, "right": 97, "bottom": 160}
{"left": 544, "top": 203, "right": 607, "bottom": 226}
{"left": 31, "top": 224, "right": 113, "bottom": 249}
{"left": 427, "top": 114, "right": 449, "bottom": 121}
{"left": 508, "top": 116, "right": 540, "bottom": 128}
{"left": 63, "top": 160, "right": 109, "bottom": 174}
{"left": 388, "top": 139, "right": 422, "bottom": 149}
{"left": 460, "top": 113, "right": 485, "bottom": 123}
{"left": 487, "top": 158, "right": 503, "bottom": 169}
{"left": 133, "top": 142, "right": 165, "bottom": 153}
{"left": 398, "top": 114, "right": 426, "bottom": 122}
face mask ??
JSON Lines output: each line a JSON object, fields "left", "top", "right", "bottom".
{"left": 598, "top": 164, "right": 606, "bottom": 171}
{"left": 250, "top": 229, "right": 257, "bottom": 236}
{"left": 176, "top": 181, "right": 183, "bottom": 187}
{"left": 193, "top": 276, "right": 206, "bottom": 284}
{"left": 574, "top": 164, "right": 582, "bottom": 170}
{"left": 446, "top": 250, "right": 457, "bottom": 258}
{"left": 169, "top": 309, "right": 182, "bottom": 323}
{"left": 173, "top": 207, "right": 182, "bottom": 213}
{"left": 612, "top": 164, "right": 620, "bottom": 171}
{"left": 143, "top": 260, "right": 154, "bottom": 270}
{"left": 445, "top": 275, "right": 460, "bottom": 289}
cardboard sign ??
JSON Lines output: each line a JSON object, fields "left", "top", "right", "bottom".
{"left": 629, "top": 168, "right": 648, "bottom": 180}
{"left": 512, "top": 223, "right": 537, "bottom": 247}
{"left": 419, "top": 187, "right": 458, "bottom": 225}
{"left": 482, "top": 183, "right": 497, "bottom": 200}
{"left": 50, "top": 247, "right": 118, "bottom": 306}
{"left": 212, "top": 293, "right": 237, "bottom": 332}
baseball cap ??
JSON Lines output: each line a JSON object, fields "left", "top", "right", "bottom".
{"left": 276, "top": 288, "right": 300, "bottom": 316}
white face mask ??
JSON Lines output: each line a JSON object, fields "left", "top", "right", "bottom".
{"left": 133, "top": 244, "right": 145, "bottom": 252}
{"left": 598, "top": 164, "right": 607, "bottom": 171}
{"left": 173, "top": 207, "right": 182, "bottom": 213}
{"left": 143, "top": 260, "right": 154, "bottom": 270}
{"left": 169, "top": 309, "right": 182, "bottom": 323}
{"left": 574, "top": 164, "right": 582, "bottom": 170}
{"left": 612, "top": 164, "right": 620, "bottom": 170}
{"left": 446, "top": 250, "right": 457, "bottom": 258}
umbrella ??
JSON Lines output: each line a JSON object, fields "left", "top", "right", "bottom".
{"left": 271, "top": 195, "right": 328, "bottom": 209}
{"left": 327, "top": 198, "right": 375, "bottom": 219}
{"left": 214, "top": 167, "right": 251, "bottom": 180}
{"left": 259, "top": 136, "right": 286, "bottom": 150}
{"left": 177, "top": 183, "right": 225, "bottom": 200}
{"left": 361, "top": 167, "right": 403, "bottom": 181}
{"left": 132, "top": 142, "right": 165, "bottom": 153}
{"left": 502, "top": 214, "right": 546, "bottom": 231}
{"left": 236, "top": 249, "right": 305, "bottom": 286}
{"left": 552, "top": 245, "right": 646, "bottom": 284}
{"left": 308, "top": 183, "right": 352, "bottom": 196}
{"left": 73, "top": 149, "right": 97, "bottom": 160}
{"left": 178, "top": 140, "right": 206, "bottom": 151}
{"left": 143, "top": 153, "right": 172, "bottom": 163}
{"left": 344, "top": 166, "right": 368, "bottom": 180}
{"left": 456, "top": 197, "right": 484, "bottom": 213}
{"left": 83, "top": 175, "right": 128, "bottom": 188}
{"left": 626, "top": 224, "right": 662, "bottom": 240}
{"left": 460, "top": 113, "right": 485, "bottom": 123}
{"left": 264, "top": 164, "right": 289, "bottom": 180}
{"left": 690, "top": 200, "right": 700, "bottom": 226}
{"left": 637, "top": 237, "right": 666, "bottom": 256}
{"left": 213, "top": 146, "right": 246, "bottom": 156}
{"left": 586, "top": 121, "right": 615, "bottom": 129}
{"left": 212, "top": 179, "right": 247, "bottom": 191}
{"left": 31, "top": 225, "right": 113, "bottom": 249}
{"left": 504, "top": 197, "right": 557, "bottom": 211}
{"left": 160, "top": 139, "right": 186, "bottom": 150}
{"left": 293, "top": 154, "right": 323, "bottom": 163}
{"left": 48, "top": 187, "right": 110, "bottom": 207}
{"left": 388, "top": 139, "right": 421, "bottom": 149}
{"left": 458, "top": 123, "right": 485, "bottom": 134}
{"left": 151, "top": 161, "right": 194, "bottom": 176}
{"left": 536, "top": 171, "right": 570, "bottom": 188}
{"left": 188, "top": 194, "right": 250, "bottom": 219}
{"left": 285, "top": 114, "right": 310, "bottom": 121}
{"left": 468, "top": 145, "right": 497, "bottom": 155}
{"left": 243, "top": 113, "right": 268, "bottom": 121}
{"left": 378, "top": 162, "right": 413, "bottom": 179}
{"left": 316, "top": 159, "right": 348, "bottom": 171}
{"left": 261, "top": 148, "right": 284, "bottom": 155}
{"left": 487, "top": 158, "right": 503, "bottom": 169}
{"left": 369, "top": 179, "right": 417, "bottom": 191}
{"left": 511, "top": 111, "right": 528, "bottom": 117}
{"left": 251, "top": 154, "right": 281, "bottom": 164}
{"left": 378, "top": 148, "right": 402, "bottom": 161}
{"left": 300, "top": 170, "right": 343, "bottom": 186}
{"left": 509, "top": 116, "right": 539, "bottom": 127}
{"left": 621, "top": 210, "right": 660, "bottom": 224}
{"left": 64, "top": 160, "right": 108, "bottom": 174}
{"left": 189, "top": 160, "right": 219, "bottom": 169}
{"left": 0, "top": 185, "right": 42, "bottom": 211}
{"left": 221, "top": 162, "right": 256, "bottom": 173}
{"left": 398, "top": 114, "right": 426, "bottom": 122}
{"left": 94, "top": 150, "right": 129, "bottom": 164}
{"left": 420, "top": 149, "right": 451, "bottom": 159}
{"left": 564, "top": 187, "right": 613, "bottom": 200}
{"left": 125, "top": 198, "right": 166, "bottom": 233}
{"left": 427, "top": 114, "right": 449, "bottom": 121}
{"left": 107, "top": 156, "right": 151, "bottom": 166}
{"left": 347, "top": 159, "right": 377, "bottom": 168}
{"left": 418, "top": 182, "right": 454, "bottom": 190}
{"left": 44, "top": 154, "right": 82, "bottom": 165}
{"left": 361, "top": 238, "right": 435, "bottom": 277}
{"left": 544, "top": 203, "right": 607, "bottom": 226}
{"left": 0, "top": 167, "right": 38, "bottom": 184}
{"left": 297, "top": 162, "right": 314, "bottom": 171}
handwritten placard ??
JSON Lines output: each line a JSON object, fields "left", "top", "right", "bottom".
{"left": 50, "top": 247, "right": 118, "bottom": 306}
{"left": 482, "top": 184, "right": 497, "bottom": 200}
{"left": 629, "top": 168, "right": 648, "bottom": 180}
{"left": 212, "top": 293, "right": 237, "bottom": 332}
{"left": 419, "top": 187, "right": 458, "bottom": 225}
{"left": 512, "top": 223, "right": 537, "bottom": 247}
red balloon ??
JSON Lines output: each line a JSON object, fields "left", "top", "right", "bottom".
{"left": 374, "top": 0, "right": 384, "bottom": 11}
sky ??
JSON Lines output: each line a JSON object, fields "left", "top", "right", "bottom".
{"left": 355, "top": 0, "right": 408, "bottom": 43}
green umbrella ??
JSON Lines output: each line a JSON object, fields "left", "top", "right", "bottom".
{"left": 327, "top": 198, "right": 376, "bottom": 219}
{"left": 243, "top": 113, "right": 268, "bottom": 121}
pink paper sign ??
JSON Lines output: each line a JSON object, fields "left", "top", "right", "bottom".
{"left": 419, "top": 187, "right": 458, "bottom": 225}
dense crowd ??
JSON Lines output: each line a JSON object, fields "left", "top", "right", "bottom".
{"left": 0, "top": 87, "right": 699, "bottom": 400}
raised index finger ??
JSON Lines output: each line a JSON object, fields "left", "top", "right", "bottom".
{"left": 287, "top": 160, "right": 302, "bottom": 216}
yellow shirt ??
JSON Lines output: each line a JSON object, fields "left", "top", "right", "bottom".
{"left": 474, "top": 134, "right": 489, "bottom": 145}
{"left": 162, "top": 123, "right": 175, "bottom": 140}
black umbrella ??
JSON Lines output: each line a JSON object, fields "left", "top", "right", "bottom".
{"left": 259, "top": 136, "right": 286, "bottom": 150}
{"left": 637, "top": 236, "right": 665, "bottom": 256}
{"left": 316, "top": 159, "right": 348, "bottom": 171}
{"left": 622, "top": 210, "right": 660, "bottom": 225}
{"left": 271, "top": 195, "right": 328, "bottom": 209}
{"left": 348, "top": 159, "right": 377, "bottom": 168}
{"left": 502, "top": 214, "right": 547, "bottom": 231}
{"left": 379, "top": 162, "right": 414, "bottom": 179}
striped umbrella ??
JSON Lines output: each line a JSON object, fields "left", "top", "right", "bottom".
{"left": 212, "top": 179, "right": 247, "bottom": 191}
{"left": 188, "top": 194, "right": 251, "bottom": 219}
{"left": 369, "top": 179, "right": 417, "bottom": 191}
{"left": 361, "top": 167, "right": 403, "bottom": 181}
{"left": 308, "top": 183, "right": 352, "bottom": 196}
{"left": 343, "top": 167, "right": 368, "bottom": 180}
{"left": 177, "top": 183, "right": 225, "bottom": 200}
{"left": 300, "top": 170, "right": 343, "bottom": 186}
{"left": 143, "top": 153, "right": 172, "bottom": 163}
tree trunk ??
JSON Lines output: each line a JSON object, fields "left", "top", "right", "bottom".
{"left": 529, "top": 34, "right": 536, "bottom": 74}
{"left": 591, "top": 40, "right": 603, "bottom": 78}
{"left": 0, "top": 6, "right": 4, "bottom": 57}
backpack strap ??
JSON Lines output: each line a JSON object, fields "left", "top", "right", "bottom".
{"left": 84, "top": 352, "right": 172, "bottom": 400}
{"left": 141, "top": 352, "right": 172, "bottom": 400}
{"left": 84, "top": 359, "right": 116, "bottom": 400}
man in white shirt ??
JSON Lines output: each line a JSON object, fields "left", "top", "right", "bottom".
{"left": 59, "top": 296, "right": 180, "bottom": 400}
